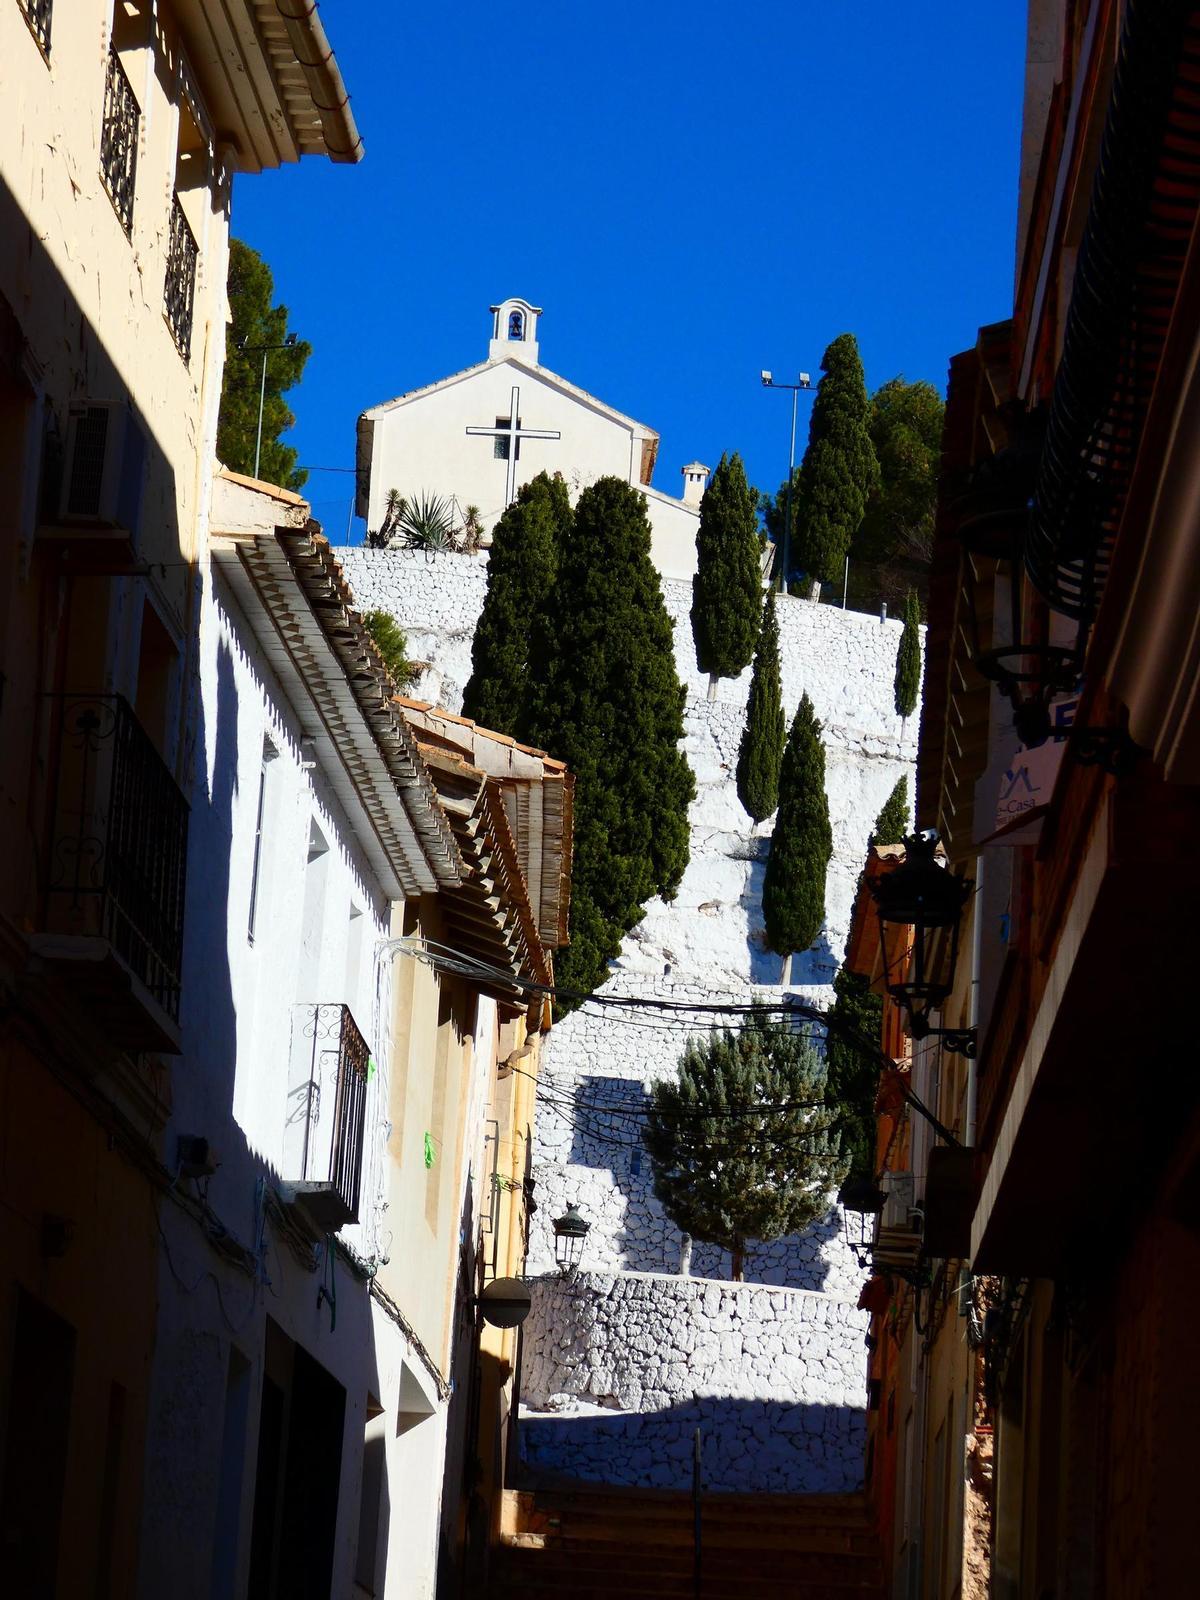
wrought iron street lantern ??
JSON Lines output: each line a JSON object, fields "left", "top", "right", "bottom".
{"left": 868, "top": 832, "right": 976, "bottom": 1056}
{"left": 951, "top": 450, "right": 1080, "bottom": 750}
{"left": 839, "top": 1177, "right": 886, "bottom": 1269}
{"left": 552, "top": 1203, "right": 590, "bottom": 1275}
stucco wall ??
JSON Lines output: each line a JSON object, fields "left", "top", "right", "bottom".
{"left": 519, "top": 1272, "right": 869, "bottom": 1493}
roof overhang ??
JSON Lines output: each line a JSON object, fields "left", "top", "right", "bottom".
{"left": 175, "top": 0, "right": 363, "bottom": 173}
{"left": 210, "top": 473, "right": 461, "bottom": 901}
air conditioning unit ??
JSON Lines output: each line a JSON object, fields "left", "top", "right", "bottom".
{"left": 57, "top": 401, "right": 147, "bottom": 541}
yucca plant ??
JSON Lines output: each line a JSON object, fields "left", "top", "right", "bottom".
{"left": 398, "top": 491, "right": 456, "bottom": 551}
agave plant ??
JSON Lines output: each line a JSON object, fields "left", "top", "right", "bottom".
{"left": 397, "top": 491, "right": 456, "bottom": 551}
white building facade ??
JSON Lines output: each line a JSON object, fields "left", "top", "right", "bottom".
{"left": 356, "top": 297, "right": 707, "bottom": 581}
{"left": 140, "top": 475, "right": 462, "bottom": 1600}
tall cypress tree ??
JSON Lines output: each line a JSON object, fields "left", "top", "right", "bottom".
{"left": 871, "top": 775, "right": 910, "bottom": 846}
{"left": 523, "top": 477, "right": 695, "bottom": 1000}
{"left": 461, "top": 472, "right": 569, "bottom": 733}
{"left": 645, "top": 1013, "right": 847, "bottom": 1280}
{"left": 736, "top": 591, "right": 786, "bottom": 822}
{"left": 690, "top": 452, "right": 762, "bottom": 694}
{"left": 762, "top": 694, "right": 832, "bottom": 974}
{"left": 794, "top": 333, "right": 879, "bottom": 593}
{"left": 894, "top": 589, "right": 922, "bottom": 719}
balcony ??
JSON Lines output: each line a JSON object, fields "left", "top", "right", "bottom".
{"left": 35, "top": 695, "right": 188, "bottom": 1053}
{"left": 18, "top": 0, "right": 52, "bottom": 55}
{"left": 100, "top": 45, "right": 139, "bottom": 234}
{"left": 164, "top": 193, "right": 198, "bottom": 361}
{"left": 281, "top": 1003, "right": 371, "bottom": 1233}
{"left": 871, "top": 1170, "right": 922, "bottom": 1276}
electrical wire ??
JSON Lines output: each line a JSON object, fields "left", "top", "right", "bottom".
{"left": 387, "top": 935, "right": 958, "bottom": 1145}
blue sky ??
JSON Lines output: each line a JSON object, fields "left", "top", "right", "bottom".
{"left": 230, "top": 1, "right": 1028, "bottom": 540}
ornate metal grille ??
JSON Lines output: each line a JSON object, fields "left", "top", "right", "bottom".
{"left": 165, "top": 194, "right": 198, "bottom": 360}
{"left": 101, "top": 45, "right": 139, "bottom": 234}
{"left": 46, "top": 695, "right": 189, "bottom": 1020}
{"left": 297, "top": 1003, "right": 371, "bottom": 1224}
{"left": 18, "top": 0, "right": 53, "bottom": 54}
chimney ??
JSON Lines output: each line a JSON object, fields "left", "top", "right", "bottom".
{"left": 681, "top": 461, "right": 710, "bottom": 507}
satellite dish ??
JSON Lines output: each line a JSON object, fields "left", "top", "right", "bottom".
{"left": 478, "top": 1276, "right": 532, "bottom": 1329}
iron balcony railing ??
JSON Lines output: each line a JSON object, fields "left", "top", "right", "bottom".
{"left": 46, "top": 694, "right": 188, "bottom": 1021}
{"left": 19, "top": 0, "right": 53, "bottom": 54}
{"left": 164, "top": 193, "right": 198, "bottom": 360}
{"left": 101, "top": 44, "right": 139, "bottom": 234}
{"left": 292, "top": 1003, "right": 371, "bottom": 1226}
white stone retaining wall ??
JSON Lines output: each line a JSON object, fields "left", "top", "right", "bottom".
{"left": 335, "top": 544, "right": 913, "bottom": 1493}
{"left": 519, "top": 1272, "right": 868, "bottom": 1493}
{"left": 335, "top": 545, "right": 917, "bottom": 1286}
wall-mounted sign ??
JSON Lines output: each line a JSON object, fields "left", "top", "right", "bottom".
{"left": 974, "top": 692, "right": 1080, "bottom": 847}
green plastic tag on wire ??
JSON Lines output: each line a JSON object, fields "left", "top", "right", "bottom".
{"left": 423, "top": 1131, "right": 435, "bottom": 1169}
{"left": 367, "top": 1056, "right": 377, "bottom": 1081}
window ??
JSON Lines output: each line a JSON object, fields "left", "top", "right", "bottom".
{"left": 166, "top": 84, "right": 206, "bottom": 361}
{"left": 508, "top": 309, "right": 524, "bottom": 340}
{"left": 493, "top": 416, "right": 521, "bottom": 461}
{"left": 101, "top": 7, "right": 145, "bottom": 235}
{"left": 18, "top": 0, "right": 53, "bottom": 56}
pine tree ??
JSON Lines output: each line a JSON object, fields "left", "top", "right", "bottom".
{"left": 793, "top": 333, "right": 879, "bottom": 593}
{"left": 690, "top": 452, "right": 762, "bottom": 694}
{"left": 217, "top": 239, "right": 311, "bottom": 490}
{"left": 762, "top": 694, "right": 832, "bottom": 972}
{"left": 645, "top": 1013, "right": 847, "bottom": 1280}
{"left": 461, "top": 472, "right": 569, "bottom": 734}
{"left": 736, "top": 591, "right": 786, "bottom": 822}
{"left": 824, "top": 968, "right": 883, "bottom": 1186}
{"left": 871, "top": 775, "right": 910, "bottom": 847}
{"left": 522, "top": 477, "right": 695, "bottom": 1000}
{"left": 894, "top": 589, "right": 922, "bottom": 719}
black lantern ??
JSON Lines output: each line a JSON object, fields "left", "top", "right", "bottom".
{"left": 868, "top": 831, "right": 975, "bottom": 1056}
{"left": 951, "top": 434, "right": 1080, "bottom": 750}
{"left": 839, "top": 1177, "right": 886, "bottom": 1268}
{"left": 552, "top": 1203, "right": 590, "bottom": 1275}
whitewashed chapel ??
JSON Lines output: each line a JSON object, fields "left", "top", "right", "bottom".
{"left": 356, "top": 296, "right": 709, "bottom": 580}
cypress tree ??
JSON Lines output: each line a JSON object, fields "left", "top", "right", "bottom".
{"left": 793, "top": 333, "right": 879, "bottom": 593}
{"left": 824, "top": 968, "right": 883, "bottom": 1186}
{"left": 461, "top": 472, "right": 569, "bottom": 733}
{"left": 523, "top": 477, "right": 695, "bottom": 1000}
{"left": 762, "top": 694, "right": 832, "bottom": 973}
{"left": 871, "top": 775, "right": 910, "bottom": 847}
{"left": 690, "top": 452, "right": 762, "bottom": 693}
{"left": 894, "top": 589, "right": 922, "bottom": 719}
{"left": 645, "top": 1013, "right": 847, "bottom": 1281}
{"left": 736, "top": 591, "right": 786, "bottom": 822}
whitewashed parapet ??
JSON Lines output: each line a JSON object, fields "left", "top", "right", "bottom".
{"left": 519, "top": 1271, "right": 868, "bottom": 1493}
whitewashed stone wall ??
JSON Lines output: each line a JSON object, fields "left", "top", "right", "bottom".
{"left": 335, "top": 544, "right": 916, "bottom": 1491}
{"left": 519, "top": 1272, "right": 868, "bottom": 1492}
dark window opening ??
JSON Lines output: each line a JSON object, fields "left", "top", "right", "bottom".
{"left": 493, "top": 417, "right": 521, "bottom": 461}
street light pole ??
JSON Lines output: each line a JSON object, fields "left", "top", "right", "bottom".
{"left": 760, "top": 369, "right": 812, "bottom": 591}
{"left": 239, "top": 333, "right": 298, "bottom": 481}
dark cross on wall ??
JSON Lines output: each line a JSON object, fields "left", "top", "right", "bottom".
{"left": 466, "top": 385, "right": 561, "bottom": 507}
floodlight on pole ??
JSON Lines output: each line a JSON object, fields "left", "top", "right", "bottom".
{"left": 239, "top": 333, "right": 299, "bottom": 481}
{"left": 759, "top": 370, "right": 814, "bottom": 590}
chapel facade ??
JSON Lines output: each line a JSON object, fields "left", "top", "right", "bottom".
{"left": 356, "top": 297, "right": 709, "bottom": 581}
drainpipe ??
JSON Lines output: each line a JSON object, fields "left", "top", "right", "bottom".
{"left": 965, "top": 855, "right": 983, "bottom": 1149}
